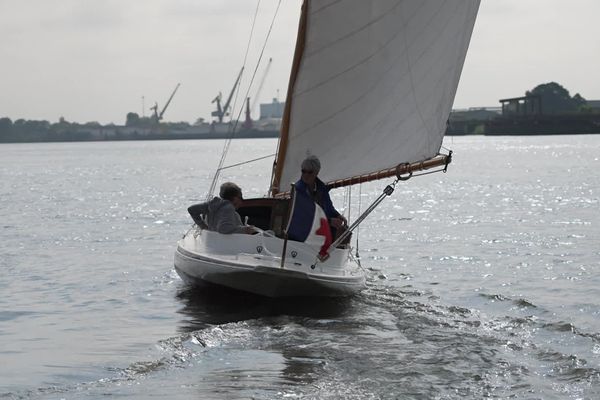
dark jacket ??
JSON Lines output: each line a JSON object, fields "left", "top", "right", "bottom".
{"left": 294, "top": 178, "right": 341, "bottom": 220}
{"left": 287, "top": 178, "right": 341, "bottom": 242}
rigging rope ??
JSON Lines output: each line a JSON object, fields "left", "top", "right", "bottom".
{"left": 207, "top": 0, "right": 282, "bottom": 199}
{"left": 355, "top": 183, "right": 362, "bottom": 262}
{"left": 217, "top": 153, "right": 276, "bottom": 171}
{"left": 207, "top": 0, "right": 260, "bottom": 199}
{"left": 346, "top": 186, "right": 352, "bottom": 224}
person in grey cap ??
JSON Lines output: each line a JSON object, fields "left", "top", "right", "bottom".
{"left": 294, "top": 155, "right": 347, "bottom": 231}
{"left": 187, "top": 182, "right": 255, "bottom": 234}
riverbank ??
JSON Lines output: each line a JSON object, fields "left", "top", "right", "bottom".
{"left": 448, "top": 113, "right": 600, "bottom": 136}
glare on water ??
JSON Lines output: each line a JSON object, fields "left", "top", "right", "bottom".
{"left": 1, "top": 135, "right": 599, "bottom": 399}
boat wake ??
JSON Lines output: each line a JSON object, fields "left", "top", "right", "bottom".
{"left": 5, "top": 278, "right": 599, "bottom": 399}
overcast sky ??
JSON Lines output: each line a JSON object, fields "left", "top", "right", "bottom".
{"left": 1, "top": 0, "right": 599, "bottom": 125}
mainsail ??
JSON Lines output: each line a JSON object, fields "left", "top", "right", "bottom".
{"left": 271, "top": 0, "right": 480, "bottom": 194}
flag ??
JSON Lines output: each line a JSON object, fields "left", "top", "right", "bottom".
{"left": 305, "top": 203, "right": 333, "bottom": 258}
{"left": 287, "top": 190, "right": 332, "bottom": 258}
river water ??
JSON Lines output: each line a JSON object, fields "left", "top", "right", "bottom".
{"left": 1, "top": 135, "right": 599, "bottom": 399}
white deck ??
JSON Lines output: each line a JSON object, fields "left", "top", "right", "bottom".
{"left": 174, "top": 229, "right": 365, "bottom": 297}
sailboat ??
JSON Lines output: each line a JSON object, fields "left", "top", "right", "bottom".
{"left": 174, "top": 0, "right": 480, "bottom": 297}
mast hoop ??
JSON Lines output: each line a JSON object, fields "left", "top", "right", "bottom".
{"left": 395, "top": 163, "right": 412, "bottom": 181}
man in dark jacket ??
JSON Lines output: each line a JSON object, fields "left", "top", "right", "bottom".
{"left": 294, "top": 155, "right": 347, "bottom": 230}
{"left": 187, "top": 182, "right": 255, "bottom": 234}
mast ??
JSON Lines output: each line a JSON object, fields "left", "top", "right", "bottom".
{"left": 270, "top": 0, "right": 309, "bottom": 196}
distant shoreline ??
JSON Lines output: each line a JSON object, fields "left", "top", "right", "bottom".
{"left": 2, "top": 131, "right": 599, "bottom": 145}
{"left": 447, "top": 114, "right": 600, "bottom": 136}
{"left": 3, "top": 114, "right": 600, "bottom": 144}
{"left": 0, "top": 128, "right": 280, "bottom": 144}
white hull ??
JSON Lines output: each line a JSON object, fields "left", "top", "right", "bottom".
{"left": 174, "top": 229, "right": 365, "bottom": 297}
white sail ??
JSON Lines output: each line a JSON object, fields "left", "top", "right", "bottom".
{"left": 273, "top": 0, "right": 480, "bottom": 192}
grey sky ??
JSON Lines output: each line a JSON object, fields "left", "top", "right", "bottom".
{"left": 1, "top": 0, "right": 599, "bottom": 125}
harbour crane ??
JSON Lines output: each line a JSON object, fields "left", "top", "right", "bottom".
{"left": 244, "top": 58, "right": 273, "bottom": 130}
{"left": 250, "top": 57, "right": 272, "bottom": 116}
{"left": 212, "top": 67, "right": 244, "bottom": 123}
{"left": 151, "top": 83, "right": 181, "bottom": 122}
{"left": 211, "top": 92, "right": 223, "bottom": 122}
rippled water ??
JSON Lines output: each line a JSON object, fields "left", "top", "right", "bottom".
{"left": 1, "top": 136, "right": 599, "bottom": 399}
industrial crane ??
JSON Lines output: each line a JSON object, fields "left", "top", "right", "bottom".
{"left": 250, "top": 57, "right": 272, "bottom": 115}
{"left": 211, "top": 92, "right": 223, "bottom": 123}
{"left": 151, "top": 83, "right": 181, "bottom": 123}
{"left": 211, "top": 67, "right": 244, "bottom": 123}
{"left": 244, "top": 58, "right": 273, "bottom": 130}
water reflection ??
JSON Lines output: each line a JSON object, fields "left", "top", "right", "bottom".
{"left": 175, "top": 283, "right": 354, "bottom": 333}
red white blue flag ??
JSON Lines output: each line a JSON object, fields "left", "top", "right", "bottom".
{"left": 304, "top": 203, "right": 332, "bottom": 258}
{"left": 286, "top": 191, "right": 332, "bottom": 257}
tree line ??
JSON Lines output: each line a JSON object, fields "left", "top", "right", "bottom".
{"left": 0, "top": 115, "right": 198, "bottom": 143}
{"left": 525, "top": 82, "right": 590, "bottom": 114}
{"left": 2, "top": 82, "right": 597, "bottom": 143}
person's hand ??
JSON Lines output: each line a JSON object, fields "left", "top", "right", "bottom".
{"left": 244, "top": 225, "right": 257, "bottom": 234}
{"left": 330, "top": 217, "right": 346, "bottom": 228}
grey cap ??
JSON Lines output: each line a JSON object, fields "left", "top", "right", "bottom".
{"left": 301, "top": 155, "right": 321, "bottom": 173}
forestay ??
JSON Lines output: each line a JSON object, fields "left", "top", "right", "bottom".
{"left": 272, "top": 0, "right": 480, "bottom": 193}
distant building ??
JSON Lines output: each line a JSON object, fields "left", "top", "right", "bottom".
{"left": 499, "top": 95, "right": 542, "bottom": 116}
{"left": 260, "top": 98, "right": 285, "bottom": 120}
{"left": 447, "top": 107, "right": 500, "bottom": 135}
{"left": 450, "top": 107, "right": 501, "bottom": 121}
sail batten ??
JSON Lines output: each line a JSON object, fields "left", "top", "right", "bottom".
{"left": 271, "top": 0, "right": 479, "bottom": 193}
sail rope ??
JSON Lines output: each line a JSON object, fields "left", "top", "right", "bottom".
{"left": 208, "top": 0, "right": 282, "bottom": 199}
{"left": 345, "top": 183, "right": 363, "bottom": 268}
{"left": 355, "top": 183, "right": 362, "bottom": 264}
{"left": 207, "top": 0, "right": 261, "bottom": 199}
{"left": 346, "top": 185, "right": 352, "bottom": 225}
{"left": 216, "top": 153, "right": 276, "bottom": 171}
{"left": 409, "top": 168, "right": 448, "bottom": 178}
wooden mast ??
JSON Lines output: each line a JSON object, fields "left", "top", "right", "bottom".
{"left": 270, "top": 0, "right": 309, "bottom": 196}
